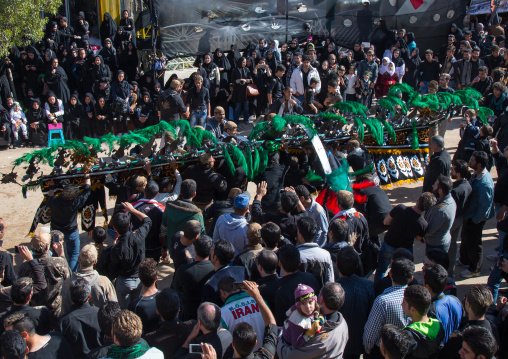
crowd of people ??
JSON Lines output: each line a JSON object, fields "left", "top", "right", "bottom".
{"left": 1, "top": 9, "right": 508, "bottom": 359}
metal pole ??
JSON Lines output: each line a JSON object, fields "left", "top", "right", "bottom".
{"left": 285, "top": 0, "right": 289, "bottom": 43}
{"left": 149, "top": 0, "right": 157, "bottom": 82}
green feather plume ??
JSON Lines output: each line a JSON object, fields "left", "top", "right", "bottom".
{"left": 387, "top": 83, "right": 416, "bottom": 97}
{"left": 119, "top": 132, "right": 150, "bottom": 147}
{"left": 363, "top": 117, "right": 384, "bottom": 145}
{"left": 325, "top": 159, "right": 351, "bottom": 192}
{"left": 283, "top": 115, "right": 318, "bottom": 137}
{"left": 100, "top": 133, "right": 119, "bottom": 155}
{"left": 477, "top": 107, "right": 494, "bottom": 124}
{"left": 83, "top": 137, "right": 102, "bottom": 153}
{"left": 383, "top": 121, "right": 397, "bottom": 143}
{"left": 192, "top": 127, "right": 218, "bottom": 147}
{"left": 271, "top": 115, "right": 287, "bottom": 132}
{"left": 409, "top": 94, "right": 440, "bottom": 111}
{"left": 411, "top": 121, "right": 419, "bottom": 150}
{"left": 333, "top": 101, "right": 369, "bottom": 115}
{"left": 354, "top": 117, "right": 364, "bottom": 141}
{"left": 252, "top": 147, "right": 261, "bottom": 178}
{"left": 319, "top": 112, "right": 347, "bottom": 125}
{"left": 249, "top": 121, "right": 270, "bottom": 141}
{"left": 306, "top": 169, "right": 323, "bottom": 182}
{"left": 453, "top": 89, "right": 480, "bottom": 109}
{"left": 436, "top": 92, "right": 462, "bottom": 108}
{"left": 378, "top": 96, "right": 408, "bottom": 116}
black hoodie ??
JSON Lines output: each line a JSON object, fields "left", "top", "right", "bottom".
{"left": 404, "top": 317, "right": 445, "bottom": 359}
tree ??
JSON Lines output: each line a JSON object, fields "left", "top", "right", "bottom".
{"left": 0, "top": 0, "right": 60, "bottom": 57}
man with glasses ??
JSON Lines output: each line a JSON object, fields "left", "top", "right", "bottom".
{"left": 356, "top": 50, "right": 378, "bottom": 107}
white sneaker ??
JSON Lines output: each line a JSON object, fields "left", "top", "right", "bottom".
{"left": 487, "top": 254, "right": 500, "bottom": 262}
{"left": 459, "top": 269, "right": 481, "bottom": 278}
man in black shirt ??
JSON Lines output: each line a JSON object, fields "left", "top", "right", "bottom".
{"left": 158, "top": 79, "right": 188, "bottom": 122}
{"left": 58, "top": 278, "right": 101, "bottom": 359}
{"left": 47, "top": 171, "right": 91, "bottom": 272}
{"left": 187, "top": 75, "right": 211, "bottom": 127}
{"left": 128, "top": 259, "right": 160, "bottom": 335}
{"left": 4, "top": 313, "right": 73, "bottom": 359}
{"left": 108, "top": 202, "right": 152, "bottom": 309}
{"left": 419, "top": 49, "right": 441, "bottom": 94}
{"left": 130, "top": 180, "right": 165, "bottom": 262}
{"left": 273, "top": 244, "right": 320, "bottom": 325}
{"left": 448, "top": 159, "right": 472, "bottom": 275}
{"left": 438, "top": 74, "right": 454, "bottom": 94}
{"left": 374, "top": 193, "right": 432, "bottom": 284}
{"left": 0, "top": 218, "right": 17, "bottom": 287}
{"left": 423, "top": 135, "right": 451, "bottom": 188}
{"left": 173, "top": 235, "right": 215, "bottom": 320}
{"left": 255, "top": 250, "right": 280, "bottom": 311}
{"left": 268, "top": 65, "right": 286, "bottom": 105}
{"left": 144, "top": 289, "right": 196, "bottom": 358}
{"left": 171, "top": 220, "right": 202, "bottom": 272}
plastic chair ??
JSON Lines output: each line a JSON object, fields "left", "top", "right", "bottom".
{"left": 47, "top": 123, "right": 65, "bottom": 147}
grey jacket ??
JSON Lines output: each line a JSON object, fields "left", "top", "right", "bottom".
{"left": 277, "top": 312, "right": 349, "bottom": 359}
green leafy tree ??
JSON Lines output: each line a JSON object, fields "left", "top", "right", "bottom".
{"left": 0, "top": 0, "right": 60, "bottom": 57}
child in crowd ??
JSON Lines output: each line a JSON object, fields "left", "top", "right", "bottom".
{"left": 356, "top": 70, "right": 372, "bottom": 107}
{"left": 154, "top": 165, "right": 182, "bottom": 205}
{"left": 345, "top": 65, "right": 357, "bottom": 102}
{"left": 10, "top": 101, "right": 28, "bottom": 144}
{"left": 282, "top": 284, "right": 324, "bottom": 348}
{"left": 324, "top": 80, "right": 343, "bottom": 107}
{"left": 92, "top": 226, "right": 108, "bottom": 258}
{"left": 303, "top": 78, "right": 321, "bottom": 114}
{"left": 475, "top": 124, "right": 494, "bottom": 170}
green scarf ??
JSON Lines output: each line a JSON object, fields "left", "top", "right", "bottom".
{"left": 107, "top": 342, "right": 151, "bottom": 359}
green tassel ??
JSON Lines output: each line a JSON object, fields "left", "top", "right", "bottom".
{"left": 119, "top": 132, "right": 150, "bottom": 147}
{"left": 252, "top": 147, "right": 261, "bottom": 178}
{"left": 411, "top": 121, "right": 419, "bottom": 150}
{"left": 244, "top": 146, "right": 254, "bottom": 181}
{"left": 221, "top": 145, "right": 236, "bottom": 176}
{"left": 354, "top": 117, "right": 364, "bottom": 142}
{"left": 477, "top": 107, "right": 494, "bottom": 125}
{"left": 193, "top": 127, "right": 218, "bottom": 146}
{"left": 319, "top": 112, "right": 347, "bottom": 125}
{"left": 436, "top": 92, "right": 462, "bottom": 108}
{"left": 227, "top": 143, "right": 248, "bottom": 175}
{"left": 306, "top": 169, "right": 324, "bottom": 182}
{"left": 258, "top": 147, "right": 269, "bottom": 174}
{"left": 383, "top": 121, "right": 397, "bottom": 143}
{"left": 453, "top": 90, "right": 479, "bottom": 109}
{"left": 22, "top": 184, "right": 27, "bottom": 199}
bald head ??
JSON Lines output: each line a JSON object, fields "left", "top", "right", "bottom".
{"left": 197, "top": 302, "right": 221, "bottom": 332}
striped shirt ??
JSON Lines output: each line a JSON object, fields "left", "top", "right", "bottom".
{"left": 363, "top": 285, "right": 409, "bottom": 352}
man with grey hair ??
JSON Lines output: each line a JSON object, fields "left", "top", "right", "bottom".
{"left": 175, "top": 302, "right": 234, "bottom": 358}
{"left": 61, "top": 244, "right": 117, "bottom": 315}
{"left": 423, "top": 135, "right": 451, "bottom": 193}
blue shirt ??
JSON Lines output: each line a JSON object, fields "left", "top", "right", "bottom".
{"left": 337, "top": 275, "right": 375, "bottom": 355}
{"left": 429, "top": 293, "right": 463, "bottom": 344}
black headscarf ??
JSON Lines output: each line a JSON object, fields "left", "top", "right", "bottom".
{"left": 202, "top": 52, "right": 218, "bottom": 77}
{"left": 213, "top": 48, "right": 230, "bottom": 70}
{"left": 227, "top": 44, "right": 242, "bottom": 70}
{"left": 100, "top": 13, "right": 117, "bottom": 42}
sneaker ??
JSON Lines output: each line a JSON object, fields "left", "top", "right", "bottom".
{"left": 456, "top": 258, "right": 467, "bottom": 267}
{"left": 487, "top": 254, "right": 500, "bottom": 262}
{"left": 460, "top": 269, "right": 481, "bottom": 278}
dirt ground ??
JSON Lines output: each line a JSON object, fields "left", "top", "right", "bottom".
{"left": 0, "top": 115, "right": 504, "bottom": 298}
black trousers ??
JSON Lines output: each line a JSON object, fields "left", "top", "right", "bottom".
{"left": 459, "top": 218, "right": 486, "bottom": 272}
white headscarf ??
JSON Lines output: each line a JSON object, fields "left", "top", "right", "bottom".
{"left": 380, "top": 57, "right": 395, "bottom": 76}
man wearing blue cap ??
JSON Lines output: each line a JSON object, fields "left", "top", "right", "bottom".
{"left": 213, "top": 194, "right": 250, "bottom": 254}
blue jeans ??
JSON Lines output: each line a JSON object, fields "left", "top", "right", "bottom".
{"left": 190, "top": 109, "right": 207, "bottom": 127}
{"left": 116, "top": 276, "right": 141, "bottom": 309}
{"left": 374, "top": 242, "right": 413, "bottom": 284}
{"left": 487, "top": 231, "right": 506, "bottom": 302}
{"left": 234, "top": 102, "right": 249, "bottom": 123}
{"left": 420, "top": 81, "right": 429, "bottom": 95}
{"left": 228, "top": 106, "right": 234, "bottom": 121}
{"left": 64, "top": 229, "right": 80, "bottom": 272}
